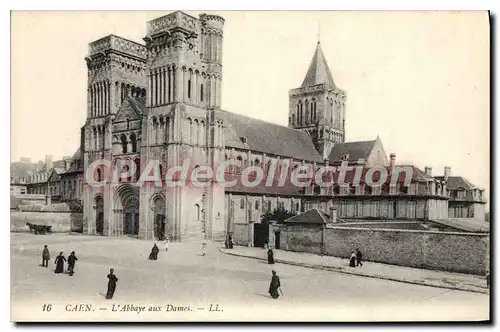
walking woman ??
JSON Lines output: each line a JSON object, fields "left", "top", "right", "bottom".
{"left": 106, "top": 268, "right": 119, "bottom": 299}
{"left": 54, "top": 251, "right": 66, "bottom": 274}
{"left": 267, "top": 248, "right": 275, "bottom": 264}
{"left": 268, "top": 270, "right": 281, "bottom": 299}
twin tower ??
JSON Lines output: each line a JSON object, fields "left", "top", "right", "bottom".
{"left": 85, "top": 11, "right": 224, "bottom": 120}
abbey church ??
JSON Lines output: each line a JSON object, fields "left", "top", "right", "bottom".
{"left": 24, "top": 11, "right": 486, "bottom": 243}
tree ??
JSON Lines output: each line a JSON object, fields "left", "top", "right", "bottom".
{"left": 261, "top": 205, "right": 296, "bottom": 224}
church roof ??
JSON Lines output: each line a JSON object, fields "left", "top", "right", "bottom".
{"left": 217, "top": 110, "right": 324, "bottom": 162}
{"left": 434, "top": 176, "right": 478, "bottom": 190}
{"left": 327, "top": 140, "right": 376, "bottom": 163}
{"left": 284, "top": 209, "right": 330, "bottom": 224}
{"left": 301, "top": 42, "right": 336, "bottom": 89}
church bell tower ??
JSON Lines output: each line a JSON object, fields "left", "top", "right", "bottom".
{"left": 288, "top": 41, "right": 346, "bottom": 159}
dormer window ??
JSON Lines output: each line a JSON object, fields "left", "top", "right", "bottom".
{"left": 240, "top": 137, "right": 248, "bottom": 144}
{"left": 341, "top": 153, "right": 350, "bottom": 161}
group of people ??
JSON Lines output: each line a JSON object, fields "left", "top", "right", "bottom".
{"left": 41, "top": 245, "right": 119, "bottom": 299}
{"left": 224, "top": 235, "right": 234, "bottom": 249}
{"left": 42, "top": 245, "right": 78, "bottom": 276}
{"left": 349, "top": 248, "right": 363, "bottom": 267}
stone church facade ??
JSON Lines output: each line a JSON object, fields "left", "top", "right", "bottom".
{"left": 76, "top": 11, "right": 486, "bottom": 243}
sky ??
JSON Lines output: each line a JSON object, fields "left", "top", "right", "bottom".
{"left": 11, "top": 11, "right": 490, "bottom": 204}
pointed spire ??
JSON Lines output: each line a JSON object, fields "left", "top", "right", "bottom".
{"left": 301, "top": 42, "right": 336, "bottom": 89}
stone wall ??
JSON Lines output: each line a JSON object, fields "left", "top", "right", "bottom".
{"left": 11, "top": 211, "right": 83, "bottom": 233}
{"left": 278, "top": 225, "right": 489, "bottom": 275}
{"left": 279, "top": 224, "right": 323, "bottom": 254}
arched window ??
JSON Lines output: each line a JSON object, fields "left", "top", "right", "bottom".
{"left": 292, "top": 114, "right": 295, "bottom": 125}
{"left": 120, "top": 134, "right": 127, "bottom": 154}
{"left": 254, "top": 158, "right": 260, "bottom": 166}
{"left": 200, "top": 83, "right": 204, "bottom": 102}
{"left": 240, "top": 198, "right": 245, "bottom": 209}
{"left": 255, "top": 200, "right": 260, "bottom": 210}
{"left": 188, "top": 79, "right": 192, "bottom": 99}
{"left": 296, "top": 202, "right": 300, "bottom": 212}
{"left": 126, "top": 118, "right": 130, "bottom": 130}
{"left": 236, "top": 156, "right": 243, "bottom": 174}
{"left": 130, "top": 133, "right": 137, "bottom": 153}
{"left": 96, "top": 168, "right": 102, "bottom": 182}
{"left": 267, "top": 200, "right": 272, "bottom": 212}
{"left": 305, "top": 100, "right": 309, "bottom": 124}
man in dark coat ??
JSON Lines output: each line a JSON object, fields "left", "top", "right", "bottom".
{"left": 148, "top": 243, "right": 159, "bottom": 260}
{"left": 41, "top": 245, "right": 50, "bottom": 267}
{"left": 268, "top": 270, "right": 281, "bottom": 299}
{"left": 54, "top": 252, "right": 66, "bottom": 274}
{"left": 106, "top": 268, "right": 119, "bottom": 299}
{"left": 67, "top": 251, "right": 78, "bottom": 276}
{"left": 356, "top": 248, "right": 363, "bottom": 267}
{"left": 267, "top": 248, "right": 275, "bottom": 264}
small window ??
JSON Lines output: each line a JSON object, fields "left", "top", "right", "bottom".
{"left": 200, "top": 84, "right": 204, "bottom": 101}
{"left": 188, "top": 79, "right": 191, "bottom": 99}
{"left": 255, "top": 201, "right": 260, "bottom": 210}
{"left": 240, "top": 198, "right": 244, "bottom": 209}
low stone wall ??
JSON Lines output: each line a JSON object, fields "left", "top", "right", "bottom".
{"left": 233, "top": 223, "right": 250, "bottom": 246}
{"left": 277, "top": 225, "right": 489, "bottom": 275}
{"left": 11, "top": 211, "right": 83, "bottom": 233}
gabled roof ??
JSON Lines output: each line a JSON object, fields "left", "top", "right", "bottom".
{"left": 301, "top": 42, "right": 336, "bottom": 89}
{"left": 434, "top": 176, "right": 478, "bottom": 190}
{"left": 216, "top": 110, "right": 324, "bottom": 162}
{"left": 284, "top": 208, "right": 331, "bottom": 224}
{"left": 327, "top": 140, "right": 376, "bottom": 163}
{"left": 113, "top": 96, "right": 145, "bottom": 123}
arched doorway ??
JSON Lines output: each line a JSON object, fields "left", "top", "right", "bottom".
{"left": 123, "top": 196, "right": 139, "bottom": 235}
{"left": 95, "top": 196, "right": 104, "bottom": 235}
{"left": 153, "top": 195, "right": 166, "bottom": 240}
{"left": 116, "top": 185, "right": 140, "bottom": 235}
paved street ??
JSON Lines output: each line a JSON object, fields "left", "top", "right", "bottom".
{"left": 11, "top": 233, "right": 489, "bottom": 322}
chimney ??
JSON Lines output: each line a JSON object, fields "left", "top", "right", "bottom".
{"left": 389, "top": 153, "right": 396, "bottom": 167}
{"left": 424, "top": 166, "right": 432, "bottom": 176}
{"left": 45, "top": 155, "right": 53, "bottom": 169}
{"left": 444, "top": 166, "right": 451, "bottom": 182}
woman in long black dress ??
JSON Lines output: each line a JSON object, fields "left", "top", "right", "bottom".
{"left": 148, "top": 244, "right": 159, "bottom": 260}
{"left": 54, "top": 252, "right": 66, "bottom": 274}
{"left": 268, "top": 270, "right": 281, "bottom": 299}
{"left": 106, "top": 268, "right": 119, "bottom": 299}
{"left": 267, "top": 248, "right": 275, "bottom": 264}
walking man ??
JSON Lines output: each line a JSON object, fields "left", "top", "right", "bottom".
{"left": 356, "top": 248, "right": 363, "bottom": 267}
{"left": 67, "top": 251, "right": 78, "bottom": 276}
{"left": 106, "top": 268, "right": 119, "bottom": 300}
{"left": 41, "top": 245, "right": 50, "bottom": 268}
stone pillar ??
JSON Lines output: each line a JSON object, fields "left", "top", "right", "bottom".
{"left": 193, "top": 71, "right": 198, "bottom": 105}
{"left": 175, "top": 67, "right": 183, "bottom": 102}
{"left": 183, "top": 68, "right": 188, "bottom": 102}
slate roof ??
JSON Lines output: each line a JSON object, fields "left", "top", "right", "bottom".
{"left": 114, "top": 96, "right": 146, "bottom": 123}
{"left": 301, "top": 42, "right": 336, "bottom": 89}
{"left": 216, "top": 110, "right": 324, "bottom": 162}
{"left": 431, "top": 218, "right": 489, "bottom": 233}
{"left": 434, "top": 176, "right": 478, "bottom": 190}
{"left": 327, "top": 140, "right": 376, "bottom": 163}
{"left": 284, "top": 208, "right": 331, "bottom": 224}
